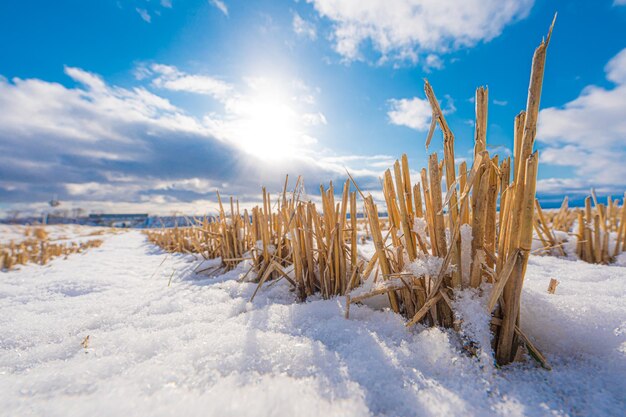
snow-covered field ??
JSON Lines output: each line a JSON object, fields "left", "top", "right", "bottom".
{"left": 1, "top": 229, "right": 625, "bottom": 417}
{"left": 0, "top": 224, "right": 111, "bottom": 245}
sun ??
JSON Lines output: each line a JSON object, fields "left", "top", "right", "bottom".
{"left": 226, "top": 80, "right": 311, "bottom": 160}
{"left": 239, "top": 96, "right": 298, "bottom": 158}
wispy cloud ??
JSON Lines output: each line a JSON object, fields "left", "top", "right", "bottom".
{"left": 493, "top": 99, "right": 508, "bottom": 106}
{"left": 443, "top": 94, "right": 456, "bottom": 114}
{"left": 209, "top": 0, "right": 228, "bottom": 17}
{"left": 307, "top": 0, "right": 534, "bottom": 64}
{"left": 144, "top": 63, "right": 233, "bottom": 99}
{"left": 135, "top": 8, "right": 151, "bottom": 23}
{"left": 425, "top": 54, "right": 444, "bottom": 71}
{"left": 293, "top": 13, "right": 317, "bottom": 40}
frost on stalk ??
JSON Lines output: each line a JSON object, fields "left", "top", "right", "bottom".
{"left": 255, "top": 240, "right": 276, "bottom": 254}
{"left": 413, "top": 217, "right": 429, "bottom": 245}
{"left": 404, "top": 255, "right": 450, "bottom": 277}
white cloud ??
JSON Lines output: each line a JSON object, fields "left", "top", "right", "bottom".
{"left": 154, "top": 178, "right": 219, "bottom": 194}
{"left": 66, "top": 182, "right": 140, "bottom": 199}
{"left": 307, "top": 0, "right": 534, "bottom": 63}
{"left": 136, "top": 8, "right": 151, "bottom": 23}
{"left": 535, "top": 178, "right": 591, "bottom": 195}
{"left": 425, "top": 54, "right": 443, "bottom": 70}
{"left": 493, "top": 99, "right": 508, "bottom": 106}
{"left": 606, "top": 48, "right": 626, "bottom": 83}
{"left": 302, "top": 112, "right": 327, "bottom": 126}
{"left": 319, "top": 154, "right": 393, "bottom": 164}
{"left": 209, "top": 0, "right": 229, "bottom": 16}
{"left": 387, "top": 97, "right": 431, "bottom": 130}
{"left": 0, "top": 66, "right": 197, "bottom": 147}
{"left": 161, "top": 0, "right": 173, "bottom": 8}
{"left": 443, "top": 94, "right": 456, "bottom": 114}
{"left": 293, "top": 13, "right": 317, "bottom": 40}
{"left": 0, "top": 68, "right": 237, "bottom": 214}
{"left": 614, "top": 0, "right": 626, "bottom": 6}
{"left": 537, "top": 48, "right": 626, "bottom": 194}
{"left": 0, "top": 66, "right": 389, "bottom": 215}
{"left": 148, "top": 64, "right": 233, "bottom": 99}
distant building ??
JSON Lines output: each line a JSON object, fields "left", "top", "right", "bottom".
{"left": 88, "top": 213, "right": 149, "bottom": 228}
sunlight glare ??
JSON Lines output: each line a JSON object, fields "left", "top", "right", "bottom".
{"left": 228, "top": 80, "right": 313, "bottom": 160}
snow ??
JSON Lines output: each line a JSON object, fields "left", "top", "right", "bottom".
{"left": 0, "top": 224, "right": 111, "bottom": 245}
{"left": 530, "top": 224, "right": 622, "bottom": 263}
{"left": 452, "top": 287, "right": 495, "bottom": 368}
{"left": 405, "top": 254, "right": 449, "bottom": 278}
{"left": 255, "top": 239, "right": 276, "bottom": 255}
{"left": 0, "top": 228, "right": 624, "bottom": 416}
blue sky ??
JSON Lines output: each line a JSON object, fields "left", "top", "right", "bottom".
{"left": 1, "top": 0, "right": 626, "bottom": 215}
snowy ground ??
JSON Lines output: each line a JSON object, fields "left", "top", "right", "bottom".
{"left": 0, "top": 230, "right": 624, "bottom": 416}
{"left": 0, "top": 224, "right": 111, "bottom": 245}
